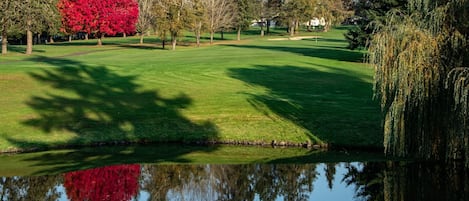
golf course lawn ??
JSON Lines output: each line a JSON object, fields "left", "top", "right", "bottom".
{"left": 0, "top": 27, "right": 382, "bottom": 152}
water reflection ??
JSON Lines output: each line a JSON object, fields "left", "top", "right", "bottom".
{"left": 0, "top": 162, "right": 467, "bottom": 201}
{"left": 64, "top": 164, "right": 140, "bottom": 201}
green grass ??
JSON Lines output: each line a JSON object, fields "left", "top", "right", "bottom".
{"left": 0, "top": 27, "right": 382, "bottom": 152}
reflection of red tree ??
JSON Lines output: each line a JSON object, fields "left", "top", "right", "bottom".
{"left": 64, "top": 164, "right": 141, "bottom": 201}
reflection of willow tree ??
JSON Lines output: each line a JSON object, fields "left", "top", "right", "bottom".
{"left": 344, "top": 162, "right": 469, "bottom": 201}
{"left": 63, "top": 164, "right": 141, "bottom": 201}
{"left": 370, "top": 0, "right": 469, "bottom": 166}
{"left": 141, "top": 164, "right": 319, "bottom": 200}
{"left": 0, "top": 175, "right": 62, "bottom": 200}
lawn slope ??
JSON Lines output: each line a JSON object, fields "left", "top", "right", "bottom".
{"left": 0, "top": 28, "right": 381, "bottom": 152}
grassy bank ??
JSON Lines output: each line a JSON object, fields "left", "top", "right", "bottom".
{"left": 0, "top": 27, "right": 381, "bottom": 152}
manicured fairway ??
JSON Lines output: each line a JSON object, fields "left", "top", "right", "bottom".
{"left": 0, "top": 28, "right": 381, "bottom": 152}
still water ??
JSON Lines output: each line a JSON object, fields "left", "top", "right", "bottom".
{"left": 0, "top": 145, "right": 468, "bottom": 201}
{"left": 1, "top": 162, "right": 468, "bottom": 201}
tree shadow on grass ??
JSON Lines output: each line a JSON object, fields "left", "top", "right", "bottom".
{"left": 223, "top": 44, "right": 364, "bottom": 62}
{"left": 229, "top": 65, "right": 382, "bottom": 150}
{"left": 5, "top": 56, "right": 218, "bottom": 169}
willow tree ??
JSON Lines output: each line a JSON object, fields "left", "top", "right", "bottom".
{"left": 370, "top": 0, "right": 469, "bottom": 166}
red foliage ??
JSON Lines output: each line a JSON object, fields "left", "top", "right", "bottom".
{"left": 64, "top": 164, "right": 141, "bottom": 201}
{"left": 58, "top": 0, "right": 139, "bottom": 36}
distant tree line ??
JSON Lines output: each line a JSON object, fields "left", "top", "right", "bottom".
{"left": 0, "top": 0, "right": 353, "bottom": 54}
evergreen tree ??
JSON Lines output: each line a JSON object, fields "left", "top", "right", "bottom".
{"left": 234, "top": 0, "right": 256, "bottom": 41}
{"left": 344, "top": 0, "right": 406, "bottom": 50}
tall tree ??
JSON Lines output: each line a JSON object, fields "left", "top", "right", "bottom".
{"left": 281, "top": 0, "right": 311, "bottom": 36}
{"left": 43, "top": 0, "right": 61, "bottom": 43}
{"left": 370, "top": 0, "right": 469, "bottom": 166}
{"left": 315, "top": 0, "right": 353, "bottom": 32}
{"left": 187, "top": 0, "right": 207, "bottom": 47}
{"left": 265, "top": 0, "right": 283, "bottom": 35}
{"left": 234, "top": 0, "right": 255, "bottom": 41}
{"left": 153, "top": 0, "right": 190, "bottom": 50}
{"left": 58, "top": 0, "right": 139, "bottom": 46}
{"left": 255, "top": 0, "right": 283, "bottom": 37}
{"left": 0, "top": 0, "right": 20, "bottom": 55}
{"left": 17, "top": 0, "right": 57, "bottom": 54}
{"left": 203, "top": 0, "right": 235, "bottom": 44}
{"left": 136, "top": 0, "right": 155, "bottom": 44}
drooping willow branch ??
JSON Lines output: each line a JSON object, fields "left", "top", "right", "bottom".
{"left": 369, "top": 0, "right": 469, "bottom": 167}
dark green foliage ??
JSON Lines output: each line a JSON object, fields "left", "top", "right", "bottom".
{"left": 343, "top": 23, "right": 369, "bottom": 50}
{"left": 344, "top": 0, "right": 407, "bottom": 49}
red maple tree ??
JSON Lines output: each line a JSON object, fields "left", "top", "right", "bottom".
{"left": 58, "top": 0, "right": 139, "bottom": 45}
{"left": 64, "top": 164, "right": 141, "bottom": 201}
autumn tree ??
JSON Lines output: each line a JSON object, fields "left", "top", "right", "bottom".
{"left": 315, "top": 0, "right": 353, "bottom": 32}
{"left": 58, "top": 0, "right": 139, "bottom": 46}
{"left": 370, "top": 0, "right": 469, "bottom": 166}
{"left": 187, "top": 0, "right": 207, "bottom": 47}
{"left": 153, "top": 0, "right": 191, "bottom": 50}
{"left": 203, "top": 0, "right": 236, "bottom": 44}
{"left": 281, "top": 0, "right": 311, "bottom": 36}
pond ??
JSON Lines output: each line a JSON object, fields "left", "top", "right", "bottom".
{"left": 0, "top": 145, "right": 468, "bottom": 201}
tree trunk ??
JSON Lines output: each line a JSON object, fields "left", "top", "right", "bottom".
{"left": 1, "top": 29, "right": 7, "bottom": 55}
{"left": 97, "top": 33, "right": 103, "bottom": 46}
{"left": 139, "top": 34, "right": 144, "bottom": 44}
{"left": 210, "top": 31, "right": 214, "bottom": 44}
{"left": 196, "top": 22, "right": 201, "bottom": 47}
{"left": 196, "top": 30, "right": 201, "bottom": 47}
{"left": 289, "top": 25, "right": 295, "bottom": 37}
{"left": 68, "top": 35, "right": 72, "bottom": 42}
{"left": 307, "top": 21, "right": 312, "bottom": 32}
{"left": 295, "top": 20, "right": 300, "bottom": 35}
{"left": 35, "top": 33, "right": 39, "bottom": 45}
{"left": 266, "top": 20, "right": 271, "bottom": 35}
{"left": 324, "top": 22, "right": 330, "bottom": 32}
{"left": 123, "top": 33, "right": 127, "bottom": 38}
{"left": 49, "top": 36, "right": 54, "bottom": 44}
{"left": 237, "top": 27, "right": 241, "bottom": 41}
{"left": 26, "top": 19, "right": 33, "bottom": 55}
{"left": 85, "top": 33, "right": 89, "bottom": 40}
{"left": 171, "top": 33, "right": 176, "bottom": 50}
{"left": 260, "top": 24, "right": 265, "bottom": 37}
{"left": 220, "top": 31, "right": 224, "bottom": 40}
